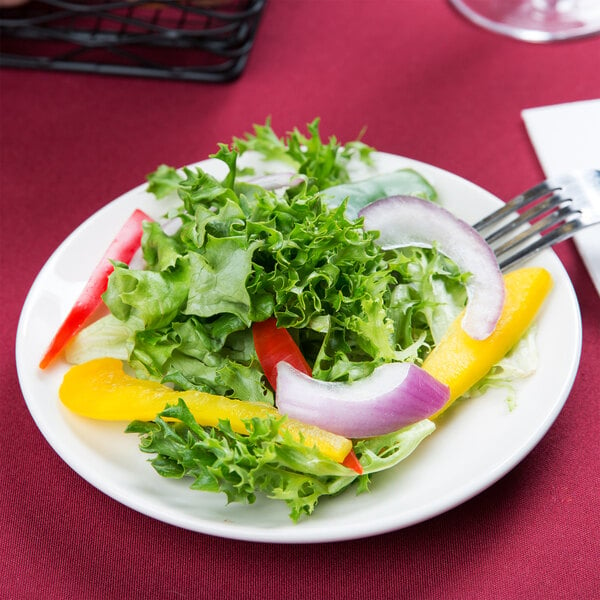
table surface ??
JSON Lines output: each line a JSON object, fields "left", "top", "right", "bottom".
{"left": 2, "top": 1, "right": 599, "bottom": 599}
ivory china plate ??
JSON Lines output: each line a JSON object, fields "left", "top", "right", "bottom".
{"left": 15, "top": 153, "right": 582, "bottom": 543}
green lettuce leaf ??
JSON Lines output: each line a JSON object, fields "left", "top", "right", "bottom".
{"left": 357, "top": 419, "right": 436, "bottom": 475}
{"left": 463, "top": 325, "right": 540, "bottom": 411}
{"left": 184, "top": 237, "right": 254, "bottom": 325}
{"left": 64, "top": 313, "right": 134, "bottom": 364}
{"left": 323, "top": 168, "right": 438, "bottom": 219}
{"left": 102, "top": 260, "right": 190, "bottom": 330}
{"left": 146, "top": 164, "right": 182, "bottom": 199}
{"left": 233, "top": 117, "right": 374, "bottom": 190}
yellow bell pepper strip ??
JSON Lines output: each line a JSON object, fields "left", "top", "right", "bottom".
{"left": 40, "top": 209, "right": 153, "bottom": 369}
{"left": 59, "top": 357, "right": 353, "bottom": 464}
{"left": 422, "top": 266, "right": 553, "bottom": 418}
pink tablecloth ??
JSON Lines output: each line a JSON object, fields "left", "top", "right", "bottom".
{"left": 2, "top": 1, "right": 599, "bottom": 598}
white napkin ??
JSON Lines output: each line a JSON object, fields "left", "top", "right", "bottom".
{"left": 521, "top": 99, "right": 600, "bottom": 296}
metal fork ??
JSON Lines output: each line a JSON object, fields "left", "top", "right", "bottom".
{"left": 473, "top": 169, "right": 600, "bottom": 271}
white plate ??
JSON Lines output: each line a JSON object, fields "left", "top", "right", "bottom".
{"left": 15, "top": 153, "right": 582, "bottom": 543}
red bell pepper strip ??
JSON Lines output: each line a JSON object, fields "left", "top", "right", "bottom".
{"left": 252, "top": 317, "right": 363, "bottom": 474}
{"left": 39, "top": 208, "right": 153, "bottom": 369}
{"left": 342, "top": 449, "right": 363, "bottom": 474}
{"left": 252, "top": 317, "right": 312, "bottom": 391}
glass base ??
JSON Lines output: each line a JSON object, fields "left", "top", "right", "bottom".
{"left": 449, "top": 0, "right": 600, "bottom": 42}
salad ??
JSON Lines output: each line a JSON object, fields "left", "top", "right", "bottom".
{"left": 44, "top": 120, "right": 552, "bottom": 522}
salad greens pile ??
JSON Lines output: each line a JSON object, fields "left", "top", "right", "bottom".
{"left": 67, "top": 119, "right": 528, "bottom": 521}
{"left": 73, "top": 120, "right": 466, "bottom": 403}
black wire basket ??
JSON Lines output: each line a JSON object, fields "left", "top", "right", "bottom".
{"left": 0, "top": 0, "right": 267, "bottom": 82}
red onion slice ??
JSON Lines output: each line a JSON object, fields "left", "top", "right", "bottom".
{"left": 247, "top": 173, "right": 305, "bottom": 190}
{"left": 276, "top": 362, "right": 449, "bottom": 438}
{"left": 359, "top": 196, "right": 505, "bottom": 340}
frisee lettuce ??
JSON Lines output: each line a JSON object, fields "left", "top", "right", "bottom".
{"left": 146, "top": 164, "right": 182, "bottom": 200}
{"left": 126, "top": 399, "right": 435, "bottom": 522}
{"left": 232, "top": 117, "right": 374, "bottom": 190}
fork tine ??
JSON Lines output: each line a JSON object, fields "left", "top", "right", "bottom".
{"left": 493, "top": 204, "right": 577, "bottom": 255}
{"left": 473, "top": 181, "right": 556, "bottom": 231}
{"left": 496, "top": 214, "right": 585, "bottom": 270}
{"left": 483, "top": 193, "right": 567, "bottom": 244}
